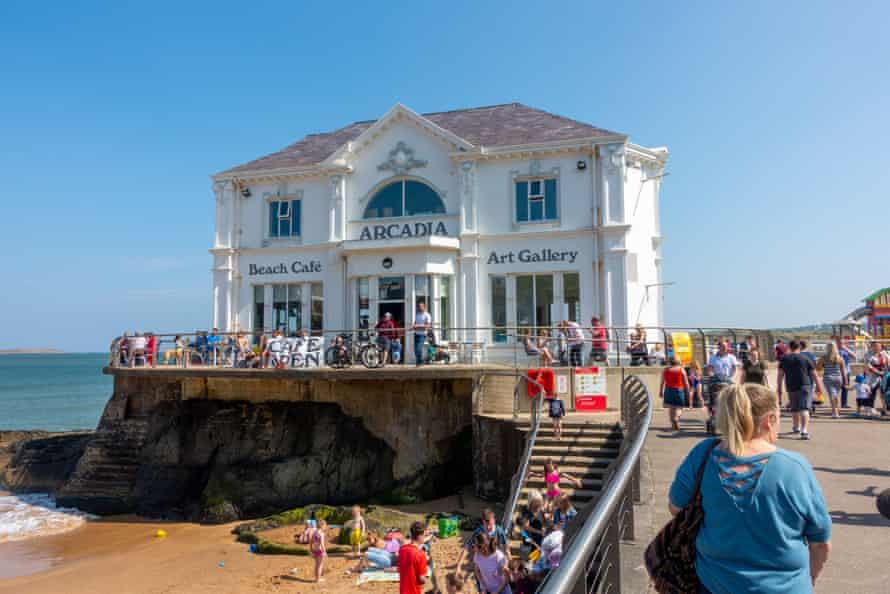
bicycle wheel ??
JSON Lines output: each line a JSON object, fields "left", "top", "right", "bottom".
{"left": 361, "top": 344, "right": 384, "bottom": 369}
{"left": 325, "top": 346, "right": 348, "bottom": 368}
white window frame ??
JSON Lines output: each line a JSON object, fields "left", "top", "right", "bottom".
{"left": 511, "top": 171, "right": 561, "bottom": 227}
{"left": 263, "top": 191, "right": 303, "bottom": 244}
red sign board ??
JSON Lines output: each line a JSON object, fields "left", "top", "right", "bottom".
{"left": 574, "top": 367, "right": 607, "bottom": 411}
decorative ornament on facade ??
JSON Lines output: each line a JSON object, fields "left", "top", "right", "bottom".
{"left": 608, "top": 146, "right": 625, "bottom": 173}
{"left": 330, "top": 174, "right": 343, "bottom": 201}
{"left": 529, "top": 159, "right": 542, "bottom": 176}
{"left": 377, "top": 141, "right": 427, "bottom": 175}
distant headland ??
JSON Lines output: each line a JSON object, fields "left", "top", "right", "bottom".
{"left": 0, "top": 348, "right": 66, "bottom": 355}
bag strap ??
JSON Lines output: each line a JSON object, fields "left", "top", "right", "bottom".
{"left": 692, "top": 439, "right": 721, "bottom": 497}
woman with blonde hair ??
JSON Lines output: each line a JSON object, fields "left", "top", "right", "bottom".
{"left": 668, "top": 384, "right": 831, "bottom": 593}
{"left": 817, "top": 342, "right": 847, "bottom": 419}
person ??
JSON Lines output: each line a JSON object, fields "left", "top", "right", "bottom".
{"left": 687, "top": 360, "right": 704, "bottom": 408}
{"left": 817, "top": 343, "right": 847, "bottom": 419}
{"left": 833, "top": 335, "right": 855, "bottom": 408}
{"left": 296, "top": 519, "right": 317, "bottom": 544}
{"left": 523, "top": 330, "right": 553, "bottom": 367}
{"left": 507, "top": 559, "right": 536, "bottom": 594}
{"left": 588, "top": 316, "right": 609, "bottom": 365}
{"left": 650, "top": 343, "right": 667, "bottom": 366}
{"left": 456, "top": 509, "right": 510, "bottom": 575}
{"left": 866, "top": 342, "right": 888, "bottom": 415}
{"left": 551, "top": 495, "right": 577, "bottom": 530}
{"left": 628, "top": 324, "right": 647, "bottom": 366}
{"left": 530, "top": 524, "right": 563, "bottom": 576}
{"left": 527, "top": 459, "right": 582, "bottom": 510}
{"left": 738, "top": 335, "right": 757, "bottom": 365}
{"left": 391, "top": 337, "right": 403, "bottom": 364}
{"left": 472, "top": 532, "right": 511, "bottom": 594}
{"left": 777, "top": 340, "right": 824, "bottom": 440}
{"left": 118, "top": 331, "right": 130, "bottom": 366}
{"left": 398, "top": 521, "right": 429, "bottom": 594}
{"left": 546, "top": 394, "right": 566, "bottom": 440}
{"left": 774, "top": 339, "right": 789, "bottom": 363}
{"left": 348, "top": 529, "right": 400, "bottom": 573}
{"left": 742, "top": 348, "right": 769, "bottom": 386}
{"left": 310, "top": 518, "right": 327, "bottom": 582}
{"left": 376, "top": 312, "right": 398, "bottom": 363}
{"left": 707, "top": 340, "right": 739, "bottom": 389}
{"left": 559, "top": 320, "right": 584, "bottom": 367}
{"left": 206, "top": 328, "right": 222, "bottom": 364}
{"left": 345, "top": 505, "right": 366, "bottom": 559}
{"left": 660, "top": 356, "right": 692, "bottom": 431}
{"left": 854, "top": 374, "right": 876, "bottom": 416}
{"left": 128, "top": 332, "right": 148, "bottom": 367}
{"left": 446, "top": 572, "right": 466, "bottom": 593}
{"left": 668, "top": 384, "right": 831, "bottom": 594}
{"left": 265, "top": 330, "right": 284, "bottom": 368}
{"left": 516, "top": 491, "right": 546, "bottom": 547}
{"left": 412, "top": 302, "right": 431, "bottom": 366}
{"left": 234, "top": 333, "right": 251, "bottom": 367}
{"left": 145, "top": 332, "right": 157, "bottom": 366}
{"left": 164, "top": 335, "right": 185, "bottom": 365}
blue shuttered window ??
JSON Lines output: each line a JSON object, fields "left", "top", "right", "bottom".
{"left": 269, "top": 199, "right": 301, "bottom": 238}
{"left": 515, "top": 178, "right": 557, "bottom": 222}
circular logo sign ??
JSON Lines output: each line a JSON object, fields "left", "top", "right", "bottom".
{"left": 382, "top": 257, "right": 393, "bottom": 269}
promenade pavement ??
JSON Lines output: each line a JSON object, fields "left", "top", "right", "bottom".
{"left": 624, "top": 405, "right": 890, "bottom": 593}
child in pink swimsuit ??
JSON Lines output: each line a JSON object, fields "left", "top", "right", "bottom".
{"left": 311, "top": 519, "right": 327, "bottom": 582}
{"left": 528, "top": 459, "right": 582, "bottom": 510}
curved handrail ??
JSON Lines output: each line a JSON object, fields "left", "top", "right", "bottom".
{"left": 537, "top": 375, "right": 653, "bottom": 593}
{"left": 500, "top": 373, "right": 546, "bottom": 533}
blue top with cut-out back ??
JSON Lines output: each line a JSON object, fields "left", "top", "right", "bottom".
{"left": 669, "top": 438, "right": 832, "bottom": 594}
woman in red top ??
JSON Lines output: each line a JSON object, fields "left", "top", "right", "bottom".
{"left": 660, "top": 356, "right": 691, "bottom": 431}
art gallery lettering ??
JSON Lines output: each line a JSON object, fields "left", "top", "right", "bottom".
{"left": 210, "top": 102, "right": 668, "bottom": 362}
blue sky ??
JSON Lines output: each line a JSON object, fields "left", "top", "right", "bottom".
{"left": 1, "top": 1, "right": 888, "bottom": 351}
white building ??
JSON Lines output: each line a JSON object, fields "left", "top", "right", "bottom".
{"left": 210, "top": 103, "right": 668, "bottom": 360}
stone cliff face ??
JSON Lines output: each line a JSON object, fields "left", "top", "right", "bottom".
{"left": 7, "top": 369, "right": 478, "bottom": 521}
{"left": 2, "top": 431, "right": 92, "bottom": 492}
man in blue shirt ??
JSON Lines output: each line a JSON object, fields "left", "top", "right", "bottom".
{"left": 833, "top": 335, "right": 855, "bottom": 408}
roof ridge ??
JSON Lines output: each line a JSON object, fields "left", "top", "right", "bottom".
{"left": 421, "top": 102, "right": 521, "bottom": 116}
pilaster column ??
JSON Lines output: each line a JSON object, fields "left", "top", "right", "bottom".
{"left": 602, "top": 143, "right": 626, "bottom": 225}
{"left": 329, "top": 175, "right": 345, "bottom": 241}
{"left": 458, "top": 161, "right": 477, "bottom": 233}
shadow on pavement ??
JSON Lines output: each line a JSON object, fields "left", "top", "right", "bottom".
{"left": 829, "top": 510, "right": 890, "bottom": 527}
{"left": 813, "top": 466, "right": 890, "bottom": 478}
{"left": 845, "top": 486, "right": 880, "bottom": 497}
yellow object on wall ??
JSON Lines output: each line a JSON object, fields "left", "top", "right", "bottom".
{"left": 671, "top": 332, "right": 693, "bottom": 366}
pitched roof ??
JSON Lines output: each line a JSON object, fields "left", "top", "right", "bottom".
{"left": 217, "top": 103, "right": 621, "bottom": 176}
{"left": 863, "top": 287, "right": 890, "bottom": 302}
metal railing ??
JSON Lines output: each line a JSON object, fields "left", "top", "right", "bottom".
{"left": 537, "top": 374, "right": 653, "bottom": 594}
{"left": 107, "top": 325, "right": 871, "bottom": 371}
{"left": 501, "top": 373, "right": 547, "bottom": 534}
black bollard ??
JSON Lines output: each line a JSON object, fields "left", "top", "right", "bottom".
{"left": 876, "top": 488, "right": 890, "bottom": 520}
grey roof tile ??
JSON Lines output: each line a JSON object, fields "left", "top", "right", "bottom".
{"left": 217, "top": 103, "right": 621, "bottom": 176}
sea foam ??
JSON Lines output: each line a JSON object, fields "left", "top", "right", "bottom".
{"left": 0, "top": 493, "right": 96, "bottom": 542}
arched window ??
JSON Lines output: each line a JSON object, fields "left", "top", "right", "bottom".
{"left": 363, "top": 179, "right": 446, "bottom": 219}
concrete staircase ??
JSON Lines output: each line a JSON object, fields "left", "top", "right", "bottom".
{"left": 508, "top": 416, "right": 623, "bottom": 549}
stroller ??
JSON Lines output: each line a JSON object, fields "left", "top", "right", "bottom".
{"left": 426, "top": 329, "right": 451, "bottom": 364}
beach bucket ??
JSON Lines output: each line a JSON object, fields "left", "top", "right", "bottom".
{"left": 438, "top": 518, "right": 449, "bottom": 537}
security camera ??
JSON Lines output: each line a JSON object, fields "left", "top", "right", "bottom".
{"left": 241, "top": 187, "right": 252, "bottom": 198}
{"left": 576, "top": 160, "right": 587, "bottom": 170}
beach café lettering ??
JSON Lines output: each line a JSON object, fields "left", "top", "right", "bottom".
{"left": 248, "top": 260, "right": 322, "bottom": 276}
{"left": 359, "top": 220, "right": 448, "bottom": 241}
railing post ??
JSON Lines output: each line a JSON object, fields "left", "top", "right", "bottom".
{"left": 621, "top": 484, "right": 635, "bottom": 543}
{"left": 605, "top": 514, "right": 622, "bottom": 593}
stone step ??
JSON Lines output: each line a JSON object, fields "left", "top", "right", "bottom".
{"left": 531, "top": 445, "right": 619, "bottom": 457}
{"left": 531, "top": 435, "right": 623, "bottom": 447}
{"left": 529, "top": 454, "right": 615, "bottom": 467}
{"left": 524, "top": 477, "right": 604, "bottom": 490}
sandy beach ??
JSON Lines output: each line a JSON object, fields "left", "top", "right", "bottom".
{"left": 0, "top": 493, "right": 484, "bottom": 594}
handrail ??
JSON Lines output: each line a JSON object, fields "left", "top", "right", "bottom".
{"left": 537, "top": 375, "right": 653, "bottom": 593}
{"left": 500, "top": 373, "right": 546, "bottom": 534}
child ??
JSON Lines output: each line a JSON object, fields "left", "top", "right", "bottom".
{"left": 311, "top": 519, "right": 327, "bottom": 582}
{"left": 391, "top": 338, "right": 402, "bottom": 364}
{"left": 528, "top": 459, "right": 582, "bottom": 510}
{"left": 552, "top": 495, "right": 577, "bottom": 530}
{"left": 345, "top": 505, "right": 366, "bottom": 559}
{"left": 445, "top": 572, "right": 465, "bottom": 593}
{"left": 508, "top": 559, "right": 536, "bottom": 594}
{"left": 687, "top": 361, "right": 704, "bottom": 408}
{"left": 472, "top": 532, "right": 511, "bottom": 594}
{"left": 855, "top": 374, "right": 876, "bottom": 417}
{"left": 296, "top": 518, "right": 317, "bottom": 544}
{"left": 515, "top": 516, "right": 539, "bottom": 561}
{"left": 546, "top": 396, "right": 566, "bottom": 440}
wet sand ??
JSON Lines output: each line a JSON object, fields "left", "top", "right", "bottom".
{"left": 0, "top": 493, "right": 485, "bottom": 594}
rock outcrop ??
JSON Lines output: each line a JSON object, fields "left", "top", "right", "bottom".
{"left": 3, "top": 369, "right": 478, "bottom": 521}
{"left": 2, "top": 431, "right": 93, "bottom": 492}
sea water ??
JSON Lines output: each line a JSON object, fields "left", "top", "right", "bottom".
{"left": 0, "top": 493, "right": 96, "bottom": 543}
{"left": 0, "top": 353, "right": 112, "bottom": 431}
{"left": 0, "top": 353, "right": 111, "bottom": 542}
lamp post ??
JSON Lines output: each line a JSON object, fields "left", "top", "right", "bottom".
{"left": 635, "top": 281, "right": 675, "bottom": 325}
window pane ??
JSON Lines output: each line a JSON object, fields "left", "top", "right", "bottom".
{"left": 491, "top": 276, "right": 507, "bottom": 343}
{"left": 272, "top": 284, "right": 287, "bottom": 331}
{"left": 404, "top": 181, "right": 445, "bottom": 216}
{"left": 515, "top": 181, "right": 528, "bottom": 222}
{"left": 357, "top": 278, "right": 370, "bottom": 330}
{"left": 291, "top": 200, "right": 301, "bottom": 236}
{"left": 364, "top": 181, "right": 404, "bottom": 219}
{"left": 378, "top": 276, "right": 405, "bottom": 300}
{"left": 564, "top": 273, "right": 580, "bottom": 322}
{"left": 269, "top": 201, "right": 279, "bottom": 237}
{"left": 529, "top": 199, "right": 544, "bottom": 221}
{"left": 544, "top": 179, "right": 557, "bottom": 219}
{"left": 529, "top": 180, "right": 542, "bottom": 196}
{"left": 415, "top": 275, "right": 430, "bottom": 311}
{"left": 253, "top": 285, "right": 265, "bottom": 333}
{"left": 535, "top": 275, "right": 554, "bottom": 329}
{"left": 439, "top": 276, "right": 450, "bottom": 340}
{"left": 516, "top": 275, "right": 534, "bottom": 334}
{"left": 287, "top": 284, "right": 301, "bottom": 334}
{"left": 279, "top": 217, "right": 290, "bottom": 237}
{"left": 311, "top": 282, "right": 323, "bottom": 334}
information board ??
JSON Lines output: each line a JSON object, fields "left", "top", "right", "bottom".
{"left": 574, "top": 367, "right": 608, "bottom": 411}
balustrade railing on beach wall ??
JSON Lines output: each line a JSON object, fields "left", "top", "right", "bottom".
{"left": 108, "top": 325, "right": 849, "bottom": 371}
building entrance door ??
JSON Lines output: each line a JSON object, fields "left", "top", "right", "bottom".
{"left": 377, "top": 276, "right": 406, "bottom": 330}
